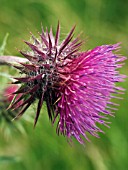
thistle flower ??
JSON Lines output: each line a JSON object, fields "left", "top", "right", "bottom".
{"left": 10, "top": 23, "right": 126, "bottom": 144}
{"left": 4, "top": 85, "right": 22, "bottom": 104}
{"left": 0, "top": 85, "right": 22, "bottom": 123}
{"left": 0, "top": 84, "right": 27, "bottom": 138}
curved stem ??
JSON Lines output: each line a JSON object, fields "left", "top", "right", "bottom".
{"left": 0, "top": 56, "right": 28, "bottom": 65}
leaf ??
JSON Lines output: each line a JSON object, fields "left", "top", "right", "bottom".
{"left": 0, "top": 33, "right": 9, "bottom": 55}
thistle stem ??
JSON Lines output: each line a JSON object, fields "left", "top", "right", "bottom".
{"left": 0, "top": 56, "right": 28, "bottom": 65}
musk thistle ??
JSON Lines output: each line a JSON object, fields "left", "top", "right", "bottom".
{"left": 9, "top": 23, "right": 126, "bottom": 144}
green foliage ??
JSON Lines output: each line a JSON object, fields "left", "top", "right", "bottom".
{"left": 0, "top": 156, "right": 20, "bottom": 163}
{"left": 0, "top": 0, "right": 128, "bottom": 170}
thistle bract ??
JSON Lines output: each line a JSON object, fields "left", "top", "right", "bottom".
{"left": 10, "top": 23, "right": 126, "bottom": 144}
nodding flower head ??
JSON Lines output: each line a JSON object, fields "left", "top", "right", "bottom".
{"left": 10, "top": 22, "right": 126, "bottom": 144}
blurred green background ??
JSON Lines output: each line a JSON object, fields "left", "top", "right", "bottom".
{"left": 0, "top": 0, "right": 128, "bottom": 170}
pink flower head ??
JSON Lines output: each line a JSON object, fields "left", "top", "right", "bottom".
{"left": 0, "top": 85, "right": 23, "bottom": 123}
{"left": 57, "top": 44, "right": 126, "bottom": 143}
{"left": 10, "top": 23, "right": 126, "bottom": 144}
{"left": 4, "top": 85, "right": 23, "bottom": 107}
{"left": 4, "top": 85, "right": 19, "bottom": 102}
